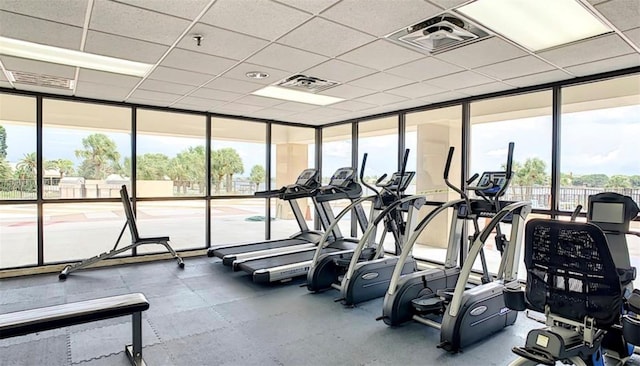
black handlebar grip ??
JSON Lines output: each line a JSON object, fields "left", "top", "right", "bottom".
{"left": 444, "top": 146, "right": 454, "bottom": 180}
{"left": 506, "top": 142, "right": 515, "bottom": 179}
{"left": 466, "top": 173, "right": 480, "bottom": 185}
{"left": 376, "top": 174, "right": 388, "bottom": 185}
{"left": 360, "top": 153, "right": 368, "bottom": 180}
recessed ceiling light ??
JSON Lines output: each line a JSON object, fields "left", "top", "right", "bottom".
{"left": 0, "top": 36, "right": 154, "bottom": 77}
{"left": 246, "top": 71, "right": 270, "bottom": 79}
{"left": 252, "top": 86, "right": 344, "bottom": 106}
{"left": 457, "top": 0, "right": 611, "bottom": 51}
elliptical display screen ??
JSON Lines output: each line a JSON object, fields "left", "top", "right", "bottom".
{"left": 475, "top": 171, "right": 507, "bottom": 197}
{"left": 591, "top": 202, "right": 625, "bottom": 224}
{"left": 329, "top": 168, "right": 355, "bottom": 188}
{"left": 383, "top": 171, "right": 415, "bottom": 191}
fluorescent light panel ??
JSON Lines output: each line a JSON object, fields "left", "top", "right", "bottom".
{"left": 457, "top": 0, "right": 611, "bottom": 51}
{"left": 0, "top": 37, "right": 153, "bottom": 77}
{"left": 252, "top": 86, "right": 344, "bottom": 106}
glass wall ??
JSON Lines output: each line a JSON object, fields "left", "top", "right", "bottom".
{"left": 405, "top": 106, "right": 462, "bottom": 263}
{"left": 137, "top": 109, "right": 206, "bottom": 198}
{"left": 322, "top": 124, "right": 352, "bottom": 183}
{"left": 136, "top": 200, "right": 206, "bottom": 252}
{"left": 211, "top": 199, "right": 266, "bottom": 245}
{"left": 0, "top": 204, "right": 37, "bottom": 268}
{"left": 270, "top": 124, "right": 315, "bottom": 238}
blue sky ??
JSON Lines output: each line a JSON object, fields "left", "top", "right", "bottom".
{"left": 2, "top": 104, "right": 639, "bottom": 177}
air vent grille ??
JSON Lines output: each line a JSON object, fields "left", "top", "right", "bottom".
{"left": 6, "top": 70, "right": 75, "bottom": 89}
{"left": 276, "top": 74, "right": 340, "bottom": 93}
{"left": 387, "top": 13, "right": 489, "bottom": 54}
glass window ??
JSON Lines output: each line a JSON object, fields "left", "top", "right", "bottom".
{"left": 137, "top": 109, "right": 206, "bottom": 198}
{"left": 211, "top": 118, "right": 266, "bottom": 196}
{"left": 43, "top": 202, "right": 132, "bottom": 263}
{"left": 406, "top": 106, "right": 462, "bottom": 263}
{"left": 560, "top": 75, "right": 640, "bottom": 211}
{"left": 470, "top": 91, "right": 553, "bottom": 210}
{"left": 0, "top": 204, "right": 37, "bottom": 268}
{"left": 270, "top": 124, "right": 315, "bottom": 238}
{"left": 43, "top": 100, "right": 131, "bottom": 199}
{"left": 211, "top": 198, "right": 266, "bottom": 245}
{"left": 0, "top": 94, "right": 37, "bottom": 200}
{"left": 322, "top": 124, "right": 352, "bottom": 184}
{"left": 136, "top": 200, "right": 206, "bottom": 251}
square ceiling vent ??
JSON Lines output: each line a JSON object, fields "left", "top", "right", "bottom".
{"left": 386, "top": 13, "right": 489, "bottom": 54}
{"left": 6, "top": 70, "right": 75, "bottom": 89}
{"left": 275, "top": 74, "right": 340, "bottom": 93}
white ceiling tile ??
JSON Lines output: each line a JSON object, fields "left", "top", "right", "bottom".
{"left": 0, "top": 11, "right": 82, "bottom": 49}
{"left": 565, "top": 54, "right": 640, "bottom": 77}
{"left": 250, "top": 108, "right": 296, "bottom": 120}
{"left": 138, "top": 79, "right": 196, "bottom": 94}
{"left": 303, "top": 59, "right": 376, "bottom": 83}
{"left": 425, "top": 71, "right": 495, "bottom": 89}
{"left": 161, "top": 49, "right": 237, "bottom": 75}
{"left": 78, "top": 69, "right": 142, "bottom": 89}
{"left": 1, "top": 56, "right": 76, "bottom": 78}
{"left": 85, "top": 31, "right": 169, "bottom": 64}
{"left": 386, "top": 57, "right": 463, "bottom": 81}
{"left": 504, "top": 70, "right": 573, "bottom": 88}
{"left": 0, "top": 71, "right": 7, "bottom": 82}
{"left": 212, "top": 103, "right": 264, "bottom": 113}
{"left": 587, "top": 0, "right": 608, "bottom": 4}
{"left": 278, "top": 17, "right": 375, "bottom": 58}
{"left": 421, "top": 91, "right": 467, "bottom": 104}
{"left": 147, "top": 66, "right": 215, "bottom": 86}
{"left": 595, "top": 0, "right": 640, "bottom": 31}
{"left": 274, "top": 101, "right": 320, "bottom": 112}
{"left": 74, "top": 81, "right": 132, "bottom": 101}
{"left": 331, "top": 100, "right": 377, "bottom": 111}
{"left": 321, "top": 0, "right": 442, "bottom": 36}
{"left": 222, "top": 63, "right": 292, "bottom": 85}
{"left": 383, "top": 98, "right": 431, "bottom": 111}
{"left": 233, "top": 95, "right": 284, "bottom": 108}
{"left": 0, "top": 0, "right": 87, "bottom": 27}
{"left": 0, "top": 81, "right": 13, "bottom": 88}
{"left": 205, "top": 77, "right": 263, "bottom": 94}
{"left": 90, "top": 0, "right": 190, "bottom": 45}
{"left": 177, "top": 23, "right": 270, "bottom": 61}
{"left": 201, "top": 0, "right": 310, "bottom": 40}
{"left": 625, "top": 27, "right": 640, "bottom": 46}
{"left": 338, "top": 40, "right": 424, "bottom": 71}
{"left": 456, "top": 82, "right": 512, "bottom": 96}
{"left": 129, "top": 89, "right": 182, "bottom": 102}
{"left": 427, "top": 0, "right": 470, "bottom": 9}
{"left": 115, "top": 0, "right": 212, "bottom": 20}
{"left": 385, "top": 82, "right": 446, "bottom": 98}
{"left": 349, "top": 73, "right": 413, "bottom": 91}
{"left": 537, "top": 34, "right": 634, "bottom": 67}
{"left": 171, "top": 103, "right": 210, "bottom": 112}
{"left": 247, "top": 44, "right": 328, "bottom": 72}
{"left": 474, "top": 56, "right": 556, "bottom": 80}
{"left": 354, "top": 92, "right": 408, "bottom": 106}
{"left": 306, "top": 107, "right": 348, "bottom": 117}
{"left": 126, "top": 97, "right": 171, "bottom": 107}
{"left": 175, "top": 96, "right": 225, "bottom": 108}
{"left": 275, "top": 0, "right": 340, "bottom": 14}
{"left": 436, "top": 37, "right": 528, "bottom": 69}
{"left": 190, "top": 87, "right": 243, "bottom": 101}
{"left": 12, "top": 83, "right": 74, "bottom": 96}
{"left": 319, "top": 84, "right": 376, "bottom": 99}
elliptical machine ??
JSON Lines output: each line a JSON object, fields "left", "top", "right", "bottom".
{"left": 306, "top": 150, "right": 425, "bottom": 305}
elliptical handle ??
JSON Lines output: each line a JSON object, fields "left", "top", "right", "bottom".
{"left": 506, "top": 142, "right": 515, "bottom": 179}
{"left": 466, "top": 173, "right": 480, "bottom": 185}
{"left": 444, "top": 146, "right": 454, "bottom": 180}
{"left": 397, "top": 148, "right": 410, "bottom": 195}
{"left": 360, "top": 153, "right": 368, "bottom": 181}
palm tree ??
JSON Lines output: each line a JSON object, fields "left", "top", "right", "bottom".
{"left": 45, "top": 159, "right": 75, "bottom": 179}
{"left": 16, "top": 152, "right": 37, "bottom": 179}
{"left": 75, "top": 134, "right": 120, "bottom": 179}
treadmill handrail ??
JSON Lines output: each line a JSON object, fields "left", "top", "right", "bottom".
{"left": 311, "top": 195, "right": 378, "bottom": 264}
{"left": 447, "top": 200, "right": 531, "bottom": 318}
{"left": 387, "top": 199, "right": 466, "bottom": 296}
{"left": 343, "top": 195, "right": 427, "bottom": 283}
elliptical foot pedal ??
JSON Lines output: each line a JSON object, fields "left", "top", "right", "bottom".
{"left": 411, "top": 295, "right": 445, "bottom": 314}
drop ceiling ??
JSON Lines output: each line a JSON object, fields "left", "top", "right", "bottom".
{"left": 0, "top": 0, "right": 639, "bottom": 126}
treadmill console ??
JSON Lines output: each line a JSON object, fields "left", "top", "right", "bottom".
{"left": 474, "top": 171, "right": 508, "bottom": 197}
{"left": 295, "top": 168, "right": 320, "bottom": 188}
{"left": 328, "top": 167, "right": 356, "bottom": 188}
{"left": 315, "top": 167, "right": 362, "bottom": 202}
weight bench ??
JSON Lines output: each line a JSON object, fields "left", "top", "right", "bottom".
{"left": 0, "top": 293, "right": 150, "bottom": 366}
{"left": 59, "top": 185, "right": 184, "bottom": 280}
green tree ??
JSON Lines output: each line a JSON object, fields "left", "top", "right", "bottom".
{"left": 560, "top": 172, "right": 573, "bottom": 186}
{"left": 573, "top": 174, "right": 609, "bottom": 187}
{"left": 629, "top": 175, "right": 640, "bottom": 187}
{"left": 16, "top": 152, "right": 36, "bottom": 179}
{"left": 503, "top": 158, "right": 548, "bottom": 200}
{"left": 75, "top": 134, "right": 120, "bottom": 179}
{"left": 169, "top": 146, "right": 206, "bottom": 194}
{"left": 606, "top": 175, "right": 631, "bottom": 188}
{"left": 134, "top": 153, "right": 170, "bottom": 180}
{"left": 0, "top": 125, "right": 7, "bottom": 159}
{"left": 249, "top": 165, "right": 265, "bottom": 191}
{"left": 212, "top": 148, "right": 244, "bottom": 193}
{"left": 0, "top": 158, "right": 11, "bottom": 180}
{"left": 45, "top": 159, "right": 75, "bottom": 179}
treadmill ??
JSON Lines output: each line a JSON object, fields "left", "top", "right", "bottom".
{"left": 207, "top": 169, "right": 324, "bottom": 265}
{"left": 232, "top": 167, "right": 369, "bottom": 283}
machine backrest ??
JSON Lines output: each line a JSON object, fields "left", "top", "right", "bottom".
{"left": 120, "top": 185, "right": 140, "bottom": 242}
{"left": 588, "top": 192, "right": 639, "bottom": 270}
{"left": 524, "top": 219, "right": 623, "bottom": 327}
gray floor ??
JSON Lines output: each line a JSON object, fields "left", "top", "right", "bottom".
{"left": 0, "top": 257, "right": 608, "bottom": 365}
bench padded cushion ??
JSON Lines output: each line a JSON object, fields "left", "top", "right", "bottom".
{"left": 0, "top": 293, "right": 149, "bottom": 339}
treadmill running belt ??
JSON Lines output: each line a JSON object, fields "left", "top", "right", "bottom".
{"left": 212, "top": 238, "right": 309, "bottom": 259}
